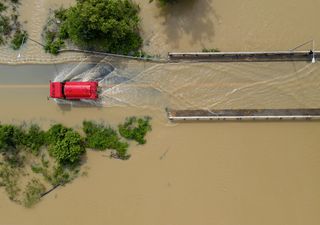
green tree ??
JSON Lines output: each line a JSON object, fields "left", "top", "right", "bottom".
{"left": 48, "top": 130, "right": 85, "bottom": 165}
{"left": 58, "top": 0, "right": 142, "bottom": 54}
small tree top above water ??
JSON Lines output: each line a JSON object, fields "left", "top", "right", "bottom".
{"left": 59, "top": 0, "right": 142, "bottom": 54}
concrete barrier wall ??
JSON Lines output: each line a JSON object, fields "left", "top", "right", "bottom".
{"left": 167, "top": 109, "right": 320, "bottom": 121}
{"left": 168, "top": 51, "right": 319, "bottom": 62}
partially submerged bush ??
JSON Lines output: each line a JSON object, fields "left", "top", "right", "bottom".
{"left": 49, "top": 130, "right": 85, "bottom": 165}
{"left": 0, "top": 1, "right": 27, "bottom": 48}
{"left": 0, "top": 3, "right": 7, "bottom": 13}
{"left": 44, "top": 31, "right": 65, "bottom": 55}
{"left": 118, "top": 117, "right": 152, "bottom": 144}
{"left": 23, "top": 179, "right": 46, "bottom": 208}
{"left": 83, "top": 121, "right": 130, "bottom": 160}
{"left": 46, "top": 124, "right": 72, "bottom": 145}
{"left": 22, "top": 124, "right": 46, "bottom": 155}
{"left": 0, "top": 163, "right": 20, "bottom": 201}
{"left": 10, "top": 29, "right": 28, "bottom": 50}
{"left": 0, "top": 124, "right": 24, "bottom": 151}
{"left": 83, "top": 121, "right": 120, "bottom": 150}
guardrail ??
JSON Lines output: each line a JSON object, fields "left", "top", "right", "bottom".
{"left": 168, "top": 51, "right": 318, "bottom": 62}
{"left": 167, "top": 108, "right": 320, "bottom": 121}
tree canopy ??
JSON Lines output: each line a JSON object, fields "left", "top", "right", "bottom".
{"left": 58, "top": 0, "right": 142, "bottom": 54}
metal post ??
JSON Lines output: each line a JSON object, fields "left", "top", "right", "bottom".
{"left": 312, "top": 40, "right": 316, "bottom": 63}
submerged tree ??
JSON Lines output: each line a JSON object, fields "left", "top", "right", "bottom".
{"left": 55, "top": 0, "right": 142, "bottom": 54}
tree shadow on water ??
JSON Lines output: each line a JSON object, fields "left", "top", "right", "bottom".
{"left": 158, "top": 0, "right": 218, "bottom": 49}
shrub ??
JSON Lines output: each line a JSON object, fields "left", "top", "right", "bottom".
{"left": 49, "top": 130, "right": 85, "bottom": 165}
{"left": 118, "top": 117, "right": 152, "bottom": 144}
{"left": 46, "top": 124, "right": 72, "bottom": 145}
{"left": 44, "top": 30, "right": 65, "bottom": 55}
{"left": 10, "top": 30, "right": 28, "bottom": 50}
{"left": 0, "top": 3, "right": 7, "bottom": 13}
{"left": 22, "top": 124, "right": 46, "bottom": 155}
{"left": 83, "top": 121, "right": 130, "bottom": 160}
{"left": 83, "top": 121, "right": 120, "bottom": 150}
{"left": 23, "top": 179, "right": 46, "bottom": 208}
{"left": 0, "top": 124, "right": 24, "bottom": 151}
{"left": 49, "top": 165, "right": 71, "bottom": 186}
{"left": 0, "top": 15, "right": 11, "bottom": 36}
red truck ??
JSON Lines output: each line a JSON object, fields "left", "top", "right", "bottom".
{"left": 50, "top": 81, "right": 98, "bottom": 100}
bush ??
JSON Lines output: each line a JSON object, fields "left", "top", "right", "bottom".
{"left": 10, "top": 29, "right": 28, "bottom": 50}
{"left": 118, "top": 117, "right": 152, "bottom": 144}
{"left": 0, "top": 3, "right": 7, "bottom": 13}
{"left": 0, "top": 124, "right": 24, "bottom": 151}
{"left": 57, "top": 0, "right": 142, "bottom": 54}
{"left": 23, "top": 179, "right": 46, "bottom": 208}
{"left": 83, "top": 121, "right": 130, "bottom": 160}
{"left": 49, "top": 130, "right": 85, "bottom": 165}
{"left": 0, "top": 15, "right": 11, "bottom": 36}
{"left": 22, "top": 124, "right": 46, "bottom": 155}
{"left": 44, "top": 31, "right": 65, "bottom": 55}
{"left": 46, "top": 124, "right": 72, "bottom": 145}
{"left": 83, "top": 121, "right": 120, "bottom": 150}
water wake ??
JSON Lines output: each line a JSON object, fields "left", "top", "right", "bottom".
{"left": 53, "top": 57, "right": 320, "bottom": 110}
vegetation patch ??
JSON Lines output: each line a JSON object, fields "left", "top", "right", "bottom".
{"left": 49, "top": 130, "right": 85, "bottom": 165}
{"left": 202, "top": 48, "right": 220, "bottom": 52}
{"left": 0, "top": 162, "right": 21, "bottom": 202}
{"left": 0, "top": 117, "right": 152, "bottom": 207}
{"left": 10, "top": 29, "right": 28, "bottom": 50}
{"left": 23, "top": 179, "right": 46, "bottom": 208}
{"left": 43, "top": 0, "right": 142, "bottom": 55}
{"left": 83, "top": 121, "right": 129, "bottom": 160}
{"left": 118, "top": 116, "right": 152, "bottom": 144}
{"left": 0, "top": 0, "right": 27, "bottom": 49}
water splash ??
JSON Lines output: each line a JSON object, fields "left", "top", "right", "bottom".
{"left": 53, "top": 57, "right": 320, "bottom": 110}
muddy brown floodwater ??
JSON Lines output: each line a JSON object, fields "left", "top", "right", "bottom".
{"left": 0, "top": 60, "right": 320, "bottom": 225}
{"left": 1, "top": 0, "right": 320, "bottom": 224}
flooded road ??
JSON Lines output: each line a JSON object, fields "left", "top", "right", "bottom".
{"left": 0, "top": 61, "right": 320, "bottom": 225}
{"left": 1, "top": 0, "right": 320, "bottom": 223}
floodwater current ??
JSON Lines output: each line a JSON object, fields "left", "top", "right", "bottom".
{"left": 0, "top": 60, "right": 320, "bottom": 225}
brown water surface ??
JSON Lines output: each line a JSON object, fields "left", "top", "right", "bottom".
{"left": 1, "top": 0, "right": 320, "bottom": 224}
{"left": 0, "top": 61, "right": 320, "bottom": 225}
